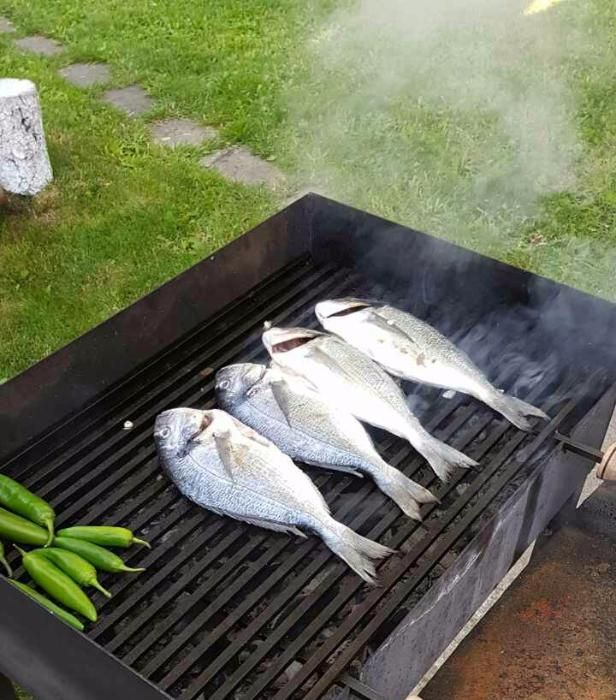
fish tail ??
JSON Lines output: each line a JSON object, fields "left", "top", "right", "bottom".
{"left": 371, "top": 462, "right": 439, "bottom": 520}
{"left": 319, "top": 518, "right": 395, "bottom": 585}
{"left": 416, "top": 436, "right": 478, "bottom": 482}
{"left": 486, "top": 392, "right": 549, "bottom": 432}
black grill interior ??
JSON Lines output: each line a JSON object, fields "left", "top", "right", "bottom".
{"left": 3, "top": 254, "right": 610, "bottom": 700}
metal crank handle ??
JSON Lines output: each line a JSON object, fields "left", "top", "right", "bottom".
{"left": 553, "top": 431, "right": 616, "bottom": 481}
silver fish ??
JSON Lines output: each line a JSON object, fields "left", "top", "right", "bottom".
{"left": 315, "top": 298, "right": 548, "bottom": 431}
{"left": 154, "top": 407, "right": 393, "bottom": 583}
{"left": 215, "top": 363, "right": 438, "bottom": 520}
{"left": 262, "top": 327, "right": 478, "bottom": 481}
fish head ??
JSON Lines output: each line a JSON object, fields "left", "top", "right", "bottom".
{"left": 315, "top": 298, "right": 372, "bottom": 332}
{"left": 215, "top": 363, "right": 267, "bottom": 407}
{"left": 154, "top": 407, "right": 208, "bottom": 457}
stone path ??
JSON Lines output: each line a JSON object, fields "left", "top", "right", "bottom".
{"left": 15, "top": 35, "right": 63, "bottom": 56}
{"left": 3, "top": 17, "right": 285, "bottom": 191}
{"left": 0, "top": 16, "right": 15, "bottom": 33}
{"left": 149, "top": 118, "right": 218, "bottom": 148}
{"left": 59, "top": 63, "right": 111, "bottom": 88}
{"left": 200, "top": 146, "right": 283, "bottom": 188}
{"left": 102, "top": 85, "right": 153, "bottom": 117}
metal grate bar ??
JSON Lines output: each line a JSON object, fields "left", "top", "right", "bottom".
{"left": 13, "top": 257, "right": 316, "bottom": 484}
{"left": 281, "top": 386, "right": 590, "bottom": 700}
{"left": 108, "top": 525, "right": 254, "bottom": 653}
{"left": 34, "top": 266, "right": 352, "bottom": 525}
{"left": 119, "top": 473, "right": 349, "bottom": 662}
{"left": 22, "top": 261, "right": 343, "bottom": 500}
{"left": 340, "top": 675, "right": 390, "bottom": 700}
{"left": 92, "top": 513, "right": 220, "bottom": 637}
{"left": 145, "top": 464, "right": 397, "bottom": 681}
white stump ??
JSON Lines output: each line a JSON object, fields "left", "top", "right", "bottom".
{"left": 0, "top": 78, "right": 53, "bottom": 196}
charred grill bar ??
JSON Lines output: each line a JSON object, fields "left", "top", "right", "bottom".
{"left": 1, "top": 194, "right": 615, "bottom": 700}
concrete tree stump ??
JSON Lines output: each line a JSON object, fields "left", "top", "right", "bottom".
{"left": 0, "top": 79, "right": 53, "bottom": 196}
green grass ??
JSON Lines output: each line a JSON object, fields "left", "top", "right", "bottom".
{"left": 0, "top": 0, "right": 614, "bottom": 383}
{"left": 0, "top": 0, "right": 331, "bottom": 379}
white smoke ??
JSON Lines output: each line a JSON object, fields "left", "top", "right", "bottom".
{"left": 286, "top": 0, "right": 596, "bottom": 248}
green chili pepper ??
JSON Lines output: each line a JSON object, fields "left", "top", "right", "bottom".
{"left": 14, "top": 546, "right": 97, "bottom": 622}
{"left": 7, "top": 580, "right": 84, "bottom": 631}
{"left": 37, "top": 547, "right": 111, "bottom": 598}
{"left": 53, "top": 536, "right": 145, "bottom": 574}
{"left": 0, "top": 540, "right": 12, "bottom": 577}
{"left": 0, "top": 475, "right": 55, "bottom": 545}
{"left": 56, "top": 526, "right": 151, "bottom": 549}
{"left": 0, "top": 507, "right": 48, "bottom": 546}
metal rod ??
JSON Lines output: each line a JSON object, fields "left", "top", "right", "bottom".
{"left": 340, "top": 674, "right": 390, "bottom": 700}
{"left": 553, "top": 431, "right": 604, "bottom": 462}
{"left": 122, "top": 474, "right": 348, "bottom": 664}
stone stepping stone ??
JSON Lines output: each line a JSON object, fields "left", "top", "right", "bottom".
{"left": 199, "top": 146, "right": 283, "bottom": 188}
{"left": 102, "top": 85, "right": 153, "bottom": 117}
{"left": 59, "top": 63, "right": 111, "bottom": 88}
{"left": 149, "top": 118, "right": 218, "bottom": 148}
{"left": 15, "top": 36, "right": 64, "bottom": 56}
{"left": 0, "top": 16, "right": 15, "bottom": 33}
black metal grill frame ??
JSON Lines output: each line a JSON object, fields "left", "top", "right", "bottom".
{"left": 1, "top": 194, "right": 615, "bottom": 700}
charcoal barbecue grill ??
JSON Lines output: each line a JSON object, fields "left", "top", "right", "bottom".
{"left": 1, "top": 194, "right": 615, "bottom": 700}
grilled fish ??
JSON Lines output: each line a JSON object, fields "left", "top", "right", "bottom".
{"left": 154, "top": 407, "right": 393, "bottom": 583}
{"left": 315, "top": 298, "right": 548, "bottom": 431}
{"left": 215, "top": 363, "right": 438, "bottom": 520}
{"left": 262, "top": 327, "right": 478, "bottom": 481}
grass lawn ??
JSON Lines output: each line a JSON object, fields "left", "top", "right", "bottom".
{"left": 0, "top": 0, "right": 614, "bottom": 388}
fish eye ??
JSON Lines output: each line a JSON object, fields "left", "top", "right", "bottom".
{"left": 157, "top": 427, "right": 171, "bottom": 439}
{"left": 218, "top": 380, "right": 230, "bottom": 390}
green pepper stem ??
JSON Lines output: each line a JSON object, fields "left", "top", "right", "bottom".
{"left": 132, "top": 537, "right": 151, "bottom": 549}
{"left": 0, "top": 557, "right": 12, "bottom": 578}
{"left": 44, "top": 519, "right": 54, "bottom": 547}
{"left": 120, "top": 565, "right": 146, "bottom": 573}
{"left": 92, "top": 580, "right": 112, "bottom": 598}
{"left": 13, "top": 545, "right": 26, "bottom": 557}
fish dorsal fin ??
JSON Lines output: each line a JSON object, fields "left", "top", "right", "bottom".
{"left": 307, "top": 342, "right": 359, "bottom": 386}
{"left": 232, "top": 417, "right": 272, "bottom": 448}
{"left": 269, "top": 379, "right": 295, "bottom": 428}
{"left": 269, "top": 377, "right": 338, "bottom": 434}
{"left": 369, "top": 309, "right": 419, "bottom": 348}
{"left": 213, "top": 430, "right": 250, "bottom": 481}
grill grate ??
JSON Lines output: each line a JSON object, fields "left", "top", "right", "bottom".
{"left": 3, "top": 255, "right": 609, "bottom": 700}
